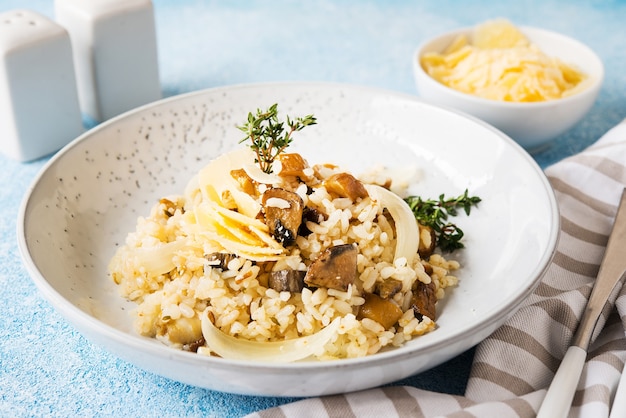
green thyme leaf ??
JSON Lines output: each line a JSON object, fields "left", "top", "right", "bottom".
{"left": 404, "top": 189, "right": 481, "bottom": 252}
{"left": 237, "top": 104, "right": 317, "bottom": 174}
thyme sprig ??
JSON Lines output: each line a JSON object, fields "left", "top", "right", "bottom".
{"left": 404, "top": 189, "right": 481, "bottom": 252}
{"left": 237, "top": 104, "right": 317, "bottom": 174}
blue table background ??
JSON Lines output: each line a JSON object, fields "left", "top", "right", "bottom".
{"left": 1, "top": 1, "right": 625, "bottom": 417}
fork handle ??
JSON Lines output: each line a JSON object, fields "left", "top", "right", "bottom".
{"left": 537, "top": 346, "right": 587, "bottom": 418}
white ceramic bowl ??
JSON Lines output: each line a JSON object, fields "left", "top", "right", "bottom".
{"left": 413, "top": 26, "right": 604, "bottom": 151}
{"left": 18, "top": 82, "right": 559, "bottom": 397}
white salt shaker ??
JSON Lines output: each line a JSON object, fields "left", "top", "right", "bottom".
{"left": 0, "top": 9, "right": 83, "bottom": 162}
{"left": 55, "top": 0, "right": 161, "bottom": 123}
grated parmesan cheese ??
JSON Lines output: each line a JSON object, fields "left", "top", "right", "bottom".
{"left": 421, "top": 19, "right": 588, "bottom": 102}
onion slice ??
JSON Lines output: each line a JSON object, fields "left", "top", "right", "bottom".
{"left": 108, "top": 239, "right": 187, "bottom": 278}
{"left": 364, "top": 184, "right": 419, "bottom": 263}
{"left": 200, "top": 310, "right": 341, "bottom": 362}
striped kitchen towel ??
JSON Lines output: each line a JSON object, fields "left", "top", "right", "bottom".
{"left": 246, "top": 119, "right": 626, "bottom": 418}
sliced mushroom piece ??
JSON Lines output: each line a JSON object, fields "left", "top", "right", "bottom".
{"left": 269, "top": 270, "right": 306, "bottom": 292}
{"left": 418, "top": 224, "right": 437, "bottom": 258}
{"left": 357, "top": 293, "right": 403, "bottom": 329}
{"left": 410, "top": 280, "right": 437, "bottom": 321}
{"left": 277, "top": 153, "right": 310, "bottom": 178}
{"left": 323, "top": 173, "right": 369, "bottom": 201}
{"left": 304, "top": 243, "right": 357, "bottom": 291}
{"left": 375, "top": 279, "right": 403, "bottom": 299}
{"left": 230, "top": 168, "right": 257, "bottom": 195}
{"left": 205, "top": 253, "right": 237, "bottom": 270}
{"left": 262, "top": 188, "right": 304, "bottom": 247}
{"left": 298, "top": 206, "right": 326, "bottom": 237}
{"left": 183, "top": 336, "right": 206, "bottom": 353}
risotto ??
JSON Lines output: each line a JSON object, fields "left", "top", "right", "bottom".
{"left": 109, "top": 146, "right": 462, "bottom": 361}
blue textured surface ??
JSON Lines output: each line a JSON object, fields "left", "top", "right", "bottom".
{"left": 1, "top": 1, "right": 625, "bottom": 417}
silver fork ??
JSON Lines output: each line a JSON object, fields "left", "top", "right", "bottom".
{"left": 537, "top": 188, "right": 626, "bottom": 418}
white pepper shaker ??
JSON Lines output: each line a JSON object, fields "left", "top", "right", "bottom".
{"left": 55, "top": 0, "right": 161, "bottom": 123}
{"left": 0, "top": 9, "right": 83, "bottom": 162}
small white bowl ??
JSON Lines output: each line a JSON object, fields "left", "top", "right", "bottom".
{"left": 413, "top": 26, "right": 604, "bottom": 151}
